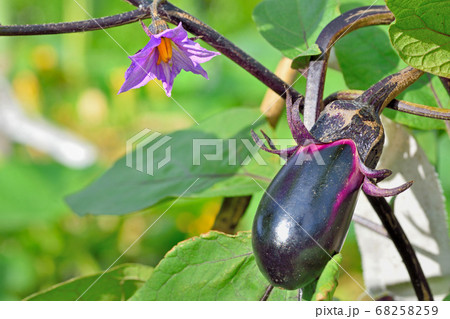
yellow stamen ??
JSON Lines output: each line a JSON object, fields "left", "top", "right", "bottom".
{"left": 157, "top": 37, "right": 172, "bottom": 65}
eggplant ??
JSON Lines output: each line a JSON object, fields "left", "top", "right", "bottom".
{"left": 251, "top": 91, "right": 414, "bottom": 290}
{"left": 252, "top": 140, "right": 361, "bottom": 289}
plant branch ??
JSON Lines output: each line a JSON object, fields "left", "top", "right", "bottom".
{"left": 365, "top": 194, "right": 433, "bottom": 301}
{"left": 0, "top": 9, "right": 150, "bottom": 35}
{"left": 352, "top": 214, "right": 388, "bottom": 237}
{"left": 324, "top": 90, "right": 450, "bottom": 120}
{"left": 358, "top": 67, "right": 424, "bottom": 114}
{"left": 302, "top": 6, "right": 394, "bottom": 129}
{"left": 0, "top": 0, "right": 303, "bottom": 107}
{"left": 260, "top": 285, "right": 274, "bottom": 301}
{"left": 123, "top": 0, "right": 148, "bottom": 7}
{"left": 212, "top": 196, "right": 252, "bottom": 234}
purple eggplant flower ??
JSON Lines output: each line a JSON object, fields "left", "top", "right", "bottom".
{"left": 119, "top": 22, "right": 220, "bottom": 97}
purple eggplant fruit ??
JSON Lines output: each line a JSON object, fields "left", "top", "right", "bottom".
{"left": 251, "top": 66, "right": 419, "bottom": 289}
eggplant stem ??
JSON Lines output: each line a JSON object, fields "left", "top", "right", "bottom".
{"left": 325, "top": 90, "right": 450, "bottom": 121}
{"left": 357, "top": 67, "right": 424, "bottom": 114}
{"left": 302, "top": 6, "right": 394, "bottom": 128}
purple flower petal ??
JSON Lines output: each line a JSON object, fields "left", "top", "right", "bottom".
{"left": 118, "top": 54, "right": 156, "bottom": 94}
{"left": 171, "top": 47, "right": 208, "bottom": 78}
{"left": 158, "top": 23, "right": 188, "bottom": 43}
{"left": 118, "top": 37, "right": 162, "bottom": 94}
{"left": 119, "top": 22, "right": 220, "bottom": 97}
{"left": 152, "top": 61, "right": 181, "bottom": 97}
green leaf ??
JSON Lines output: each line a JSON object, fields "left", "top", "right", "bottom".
{"left": 131, "top": 231, "right": 310, "bottom": 301}
{"left": 253, "top": 0, "right": 339, "bottom": 59}
{"left": 334, "top": 25, "right": 449, "bottom": 130}
{"left": 66, "top": 109, "right": 280, "bottom": 216}
{"left": 335, "top": 26, "right": 402, "bottom": 90}
{"left": 25, "top": 264, "right": 153, "bottom": 301}
{"left": 312, "top": 254, "right": 342, "bottom": 301}
{"left": 291, "top": 44, "right": 322, "bottom": 69}
{"left": 387, "top": 0, "right": 450, "bottom": 77}
{"left": 443, "top": 293, "right": 450, "bottom": 301}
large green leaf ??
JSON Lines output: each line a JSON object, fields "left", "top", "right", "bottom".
{"left": 387, "top": 0, "right": 450, "bottom": 77}
{"left": 66, "top": 109, "right": 282, "bottom": 216}
{"left": 25, "top": 264, "right": 153, "bottom": 301}
{"left": 334, "top": 25, "right": 449, "bottom": 130}
{"left": 253, "top": 0, "right": 339, "bottom": 59}
{"left": 130, "top": 231, "right": 311, "bottom": 301}
{"left": 334, "top": 26, "right": 402, "bottom": 90}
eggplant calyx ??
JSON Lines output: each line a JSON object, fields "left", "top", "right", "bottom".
{"left": 362, "top": 177, "right": 413, "bottom": 197}
{"left": 252, "top": 91, "right": 320, "bottom": 160}
{"left": 286, "top": 91, "right": 319, "bottom": 145}
{"left": 251, "top": 129, "right": 298, "bottom": 159}
{"left": 358, "top": 158, "right": 392, "bottom": 182}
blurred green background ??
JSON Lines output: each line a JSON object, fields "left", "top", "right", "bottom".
{"left": 0, "top": 0, "right": 447, "bottom": 301}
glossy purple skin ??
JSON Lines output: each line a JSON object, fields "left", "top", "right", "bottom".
{"left": 252, "top": 139, "right": 364, "bottom": 290}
